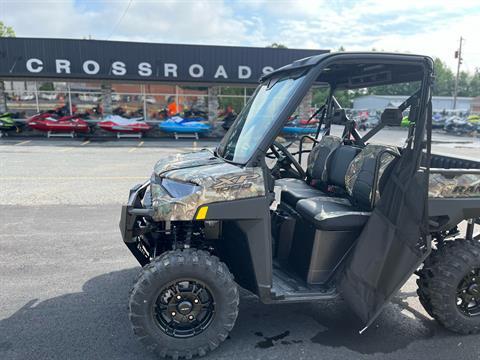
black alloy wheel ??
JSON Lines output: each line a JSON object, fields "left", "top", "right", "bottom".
{"left": 457, "top": 268, "right": 480, "bottom": 317}
{"left": 154, "top": 279, "right": 215, "bottom": 338}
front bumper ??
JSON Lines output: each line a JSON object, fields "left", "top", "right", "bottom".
{"left": 119, "top": 180, "right": 154, "bottom": 266}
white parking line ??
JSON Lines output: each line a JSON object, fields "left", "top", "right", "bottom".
{"left": 81, "top": 140, "right": 90, "bottom": 146}
{"left": 14, "top": 140, "right": 31, "bottom": 146}
{"left": 128, "top": 141, "right": 144, "bottom": 153}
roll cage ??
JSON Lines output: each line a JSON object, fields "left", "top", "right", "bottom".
{"left": 245, "top": 52, "right": 434, "bottom": 169}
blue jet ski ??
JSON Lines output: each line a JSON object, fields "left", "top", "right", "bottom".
{"left": 159, "top": 116, "right": 211, "bottom": 138}
{"left": 282, "top": 126, "right": 316, "bottom": 135}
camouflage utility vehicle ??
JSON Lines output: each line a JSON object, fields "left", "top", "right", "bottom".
{"left": 120, "top": 52, "right": 480, "bottom": 358}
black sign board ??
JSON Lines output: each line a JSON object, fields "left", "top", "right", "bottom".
{"left": 0, "top": 38, "right": 327, "bottom": 84}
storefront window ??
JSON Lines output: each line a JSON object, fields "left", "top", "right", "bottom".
{"left": 177, "top": 86, "right": 208, "bottom": 118}
{"left": 70, "top": 91, "right": 103, "bottom": 117}
{"left": 2, "top": 81, "right": 253, "bottom": 120}
{"left": 217, "top": 87, "right": 251, "bottom": 114}
{"left": 144, "top": 84, "right": 176, "bottom": 94}
{"left": 146, "top": 94, "right": 169, "bottom": 119}
{"left": 111, "top": 84, "right": 143, "bottom": 117}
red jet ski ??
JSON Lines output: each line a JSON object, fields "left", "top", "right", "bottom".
{"left": 98, "top": 115, "right": 151, "bottom": 133}
{"left": 28, "top": 112, "right": 90, "bottom": 133}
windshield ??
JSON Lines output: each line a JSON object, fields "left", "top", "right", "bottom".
{"left": 217, "top": 71, "right": 307, "bottom": 164}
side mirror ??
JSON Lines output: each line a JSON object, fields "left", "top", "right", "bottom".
{"left": 381, "top": 108, "right": 403, "bottom": 126}
{"left": 331, "top": 109, "right": 348, "bottom": 125}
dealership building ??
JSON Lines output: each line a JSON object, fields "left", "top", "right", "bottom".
{"left": 352, "top": 94, "right": 476, "bottom": 113}
{"left": 0, "top": 38, "right": 327, "bottom": 122}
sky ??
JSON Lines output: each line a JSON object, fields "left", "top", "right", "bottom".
{"left": 1, "top": 0, "right": 479, "bottom": 72}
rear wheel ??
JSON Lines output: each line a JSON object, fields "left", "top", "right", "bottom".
{"left": 129, "top": 249, "right": 239, "bottom": 359}
{"left": 417, "top": 239, "right": 480, "bottom": 334}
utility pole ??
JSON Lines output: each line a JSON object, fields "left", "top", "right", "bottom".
{"left": 453, "top": 36, "right": 463, "bottom": 110}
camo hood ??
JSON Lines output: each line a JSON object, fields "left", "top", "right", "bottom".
{"left": 150, "top": 150, "right": 265, "bottom": 221}
{"left": 153, "top": 149, "right": 224, "bottom": 175}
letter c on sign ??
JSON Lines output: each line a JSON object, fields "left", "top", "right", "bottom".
{"left": 83, "top": 60, "right": 100, "bottom": 75}
{"left": 26, "top": 58, "right": 43, "bottom": 73}
{"left": 189, "top": 64, "right": 204, "bottom": 78}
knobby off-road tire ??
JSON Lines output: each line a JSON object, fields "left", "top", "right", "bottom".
{"left": 129, "top": 249, "right": 239, "bottom": 359}
{"left": 417, "top": 239, "right": 480, "bottom": 334}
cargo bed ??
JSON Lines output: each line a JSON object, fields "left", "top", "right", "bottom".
{"left": 427, "top": 153, "right": 480, "bottom": 231}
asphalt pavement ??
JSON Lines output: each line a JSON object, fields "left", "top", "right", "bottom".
{"left": 1, "top": 132, "right": 480, "bottom": 360}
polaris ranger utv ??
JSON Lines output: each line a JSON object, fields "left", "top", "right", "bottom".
{"left": 120, "top": 52, "right": 480, "bottom": 359}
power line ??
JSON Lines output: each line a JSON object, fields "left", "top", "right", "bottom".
{"left": 106, "top": 0, "right": 133, "bottom": 40}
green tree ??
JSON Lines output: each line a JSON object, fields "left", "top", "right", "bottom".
{"left": 267, "top": 43, "right": 288, "bottom": 49}
{"left": 367, "top": 82, "right": 420, "bottom": 96}
{"left": 312, "top": 86, "right": 329, "bottom": 106}
{"left": 0, "top": 22, "right": 15, "bottom": 37}
{"left": 456, "top": 71, "right": 471, "bottom": 97}
{"left": 39, "top": 82, "right": 54, "bottom": 91}
{"left": 432, "top": 58, "right": 455, "bottom": 96}
{"left": 469, "top": 70, "right": 480, "bottom": 97}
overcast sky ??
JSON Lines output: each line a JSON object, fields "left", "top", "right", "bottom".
{"left": 2, "top": 0, "right": 479, "bottom": 72}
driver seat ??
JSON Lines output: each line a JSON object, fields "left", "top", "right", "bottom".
{"left": 275, "top": 135, "right": 342, "bottom": 206}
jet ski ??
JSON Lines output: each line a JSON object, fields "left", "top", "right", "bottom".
{"left": 28, "top": 112, "right": 91, "bottom": 134}
{"left": 432, "top": 113, "right": 446, "bottom": 129}
{"left": 444, "top": 116, "right": 475, "bottom": 135}
{"left": 98, "top": 115, "right": 151, "bottom": 133}
{"left": 0, "top": 112, "right": 25, "bottom": 135}
{"left": 282, "top": 115, "right": 316, "bottom": 135}
{"left": 282, "top": 126, "right": 317, "bottom": 135}
{"left": 159, "top": 116, "right": 211, "bottom": 135}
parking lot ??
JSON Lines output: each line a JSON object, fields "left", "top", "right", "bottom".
{"left": 1, "top": 132, "right": 480, "bottom": 360}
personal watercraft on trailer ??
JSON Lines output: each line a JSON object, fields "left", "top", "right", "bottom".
{"left": 159, "top": 116, "right": 210, "bottom": 139}
{"left": 98, "top": 114, "right": 151, "bottom": 134}
{"left": 444, "top": 116, "right": 475, "bottom": 135}
{"left": 27, "top": 113, "right": 91, "bottom": 134}
{"left": 0, "top": 112, "right": 25, "bottom": 136}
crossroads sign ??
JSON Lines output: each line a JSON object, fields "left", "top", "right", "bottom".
{"left": 0, "top": 38, "right": 327, "bottom": 84}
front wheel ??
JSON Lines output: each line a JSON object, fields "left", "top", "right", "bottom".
{"left": 129, "top": 249, "right": 239, "bottom": 359}
{"left": 417, "top": 239, "right": 480, "bottom": 334}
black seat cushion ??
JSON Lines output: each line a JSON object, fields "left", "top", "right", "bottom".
{"left": 326, "top": 145, "right": 361, "bottom": 188}
{"left": 296, "top": 196, "right": 370, "bottom": 231}
{"left": 306, "top": 135, "right": 342, "bottom": 181}
{"left": 344, "top": 144, "right": 399, "bottom": 210}
{"left": 275, "top": 178, "right": 325, "bottom": 206}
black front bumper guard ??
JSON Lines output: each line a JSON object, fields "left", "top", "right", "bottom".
{"left": 119, "top": 180, "right": 154, "bottom": 266}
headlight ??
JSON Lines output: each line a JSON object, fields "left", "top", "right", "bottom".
{"left": 161, "top": 178, "right": 199, "bottom": 198}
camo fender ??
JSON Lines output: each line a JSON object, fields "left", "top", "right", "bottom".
{"left": 429, "top": 173, "right": 480, "bottom": 198}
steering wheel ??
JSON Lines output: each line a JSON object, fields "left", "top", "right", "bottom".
{"left": 268, "top": 140, "right": 306, "bottom": 179}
